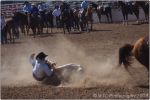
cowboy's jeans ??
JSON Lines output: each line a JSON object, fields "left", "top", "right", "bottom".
{"left": 56, "top": 16, "right": 60, "bottom": 28}
{"left": 1, "top": 26, "right": 7, "bottom": 44}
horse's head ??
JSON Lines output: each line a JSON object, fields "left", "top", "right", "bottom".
{"left": 86, "top": 6, "right": 93, "bottom": 16}
{"left": 73, "top": 9, "right": 80, "bottom": 17}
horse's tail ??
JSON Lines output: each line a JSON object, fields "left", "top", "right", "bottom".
{"left": 119, "top": 44, "right": 134, "bottom": 70}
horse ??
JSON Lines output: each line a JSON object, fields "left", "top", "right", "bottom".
{"left": 45, "top": 10, "right": 54, "bottom": 33}
{"left": 80, "top": 6, "right": 94, "bottom": 32}
{"left": 136, "top": 1, "right": 149, "bottom": 23}
{"left": 29, "top": 13, "right": 43, "bottom": 38}
{"left": 97, "top": 5, "right": 113, "bottom": 23}
{"left": 13, "top": 12, "right": 29, "bottom": 35}
{"left": 72, "top": 8, "right": 80, "bottom": 31}
{"left": 118, "top": 1, "right": 140, "bottom": 25}
{"left": 119, "top": 36, "right": 149, "bottom": 72}
{"left": 4, "top": 19, "right": 19, "bottom": 43}
{"left": 61, "top": 8, "right": 72, "bottom": 34}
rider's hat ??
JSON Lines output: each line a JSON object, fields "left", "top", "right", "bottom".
{"left": 24, "top": 1, "right": 29, "bottom": 4}
{"left": 36, "top": 52, "right": 48, "bottom": 60}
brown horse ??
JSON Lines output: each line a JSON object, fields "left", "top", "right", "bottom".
{"left": 80, "top": 6, "right": 94, "bottom": 32}
{"left": 119, "top": 36, "right": 149, "bottom": 71}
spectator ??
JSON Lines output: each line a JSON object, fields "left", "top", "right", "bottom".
{"left": 1, "top": 13, "right": 7, "bottom": 44}
{"left": 52, "top": 6, "right": 61, "bottom": 28}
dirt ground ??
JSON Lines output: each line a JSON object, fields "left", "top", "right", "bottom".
{"left": 1, "top": 22, "right": 149, "bottom": 99}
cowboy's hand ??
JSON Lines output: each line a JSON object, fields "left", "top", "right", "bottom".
{"left": 52, "top": 62, "right": 56, "bottom": 66}
{"left": 30, "top": 53, "right": 35, "bottom": 59}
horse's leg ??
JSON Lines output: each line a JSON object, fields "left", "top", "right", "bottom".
{"left": 134, "top": 9, "right": 140, "bottom": 24}
{"left": 21, "top": 25, "right": 26, "bottom": 35}
{"left": 63, "top": 23, "right": 66, "bottom": 34}
{"left": 12, "top": 27, "right": 16, "bottom": 43}
{"left": 67, "top": 22, "right": 71, "bottom": 34}
{"left": 86, "top": 21, "right": 89, "bottom": 32}
{"left": 31, "top": 27, "right": 36, "bottom": 38}
{"left": 90, "top": 20, "right": 93, "bottom": 31}
{"left": 3, "top": 27, "right": 8, "bottom": 44}
{"left": 47, "top": 26, "right": 49, "bottom": 34}
{"left": 77, "top": 21, "right": 80, "bottom": 31}
{"left": 79, "top": 22, "right": 83, "bottom": 31}
{"left": 106, "top": 14, "right": 109, "bottom": 23}
{"left": 145, "top": 13, "right": 148, "bottom": 23}
{"left": 126, "top": 14, "right": 128, "bottom": 25}
{"left": 122, "top": 12, "right": 126, "bottom": 25}
{"left": 15, "top": 25, "right": 20, "bottom": 39}
{"left": 4, "top": 27, "right": 10, "bottom": 43}
{"left": 97, "top": 11, "right": 101, "bottom": 23}
{"left": 136, "top": 13, "right": 139, "bottom": 24}
{"left": 109, "top": 11, "right": 113, "bottom": 23}
{"left": 98, "top": 14, "right": 101, "bottom": 23}
{"left": 50, "top": 23, "right": 53, "bottom": 33}
{"left": 26, "top": 25, "right": 30, "bottom": 35}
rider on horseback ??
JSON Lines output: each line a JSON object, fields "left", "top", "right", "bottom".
{"left": 30, "top": 52, "right": 56, "bottom": 81}
{"left": 38, "top": 2, "right": 48, "bottom": 16}
{"left": 81, "top": 0, "right": 89, "bottom": 20}
{"left": 81, "top": 0, "right": 89, "bottom": 11}
{"left": 22, "top": 1, "right": 32, "bottom": 14}
{"left": 31, "top": 3, "right": 39, "bottom": 15}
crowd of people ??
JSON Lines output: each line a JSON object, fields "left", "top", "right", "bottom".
{"left": 0, "top": 0, "right": 91, "bottom": 44}
{"left": 1, "top": 0, "right": 148, "bottom": 44}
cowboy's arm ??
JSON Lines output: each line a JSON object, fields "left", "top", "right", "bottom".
{"left": 43, "top": 64, "right": 54, "bottom": 77}
{"left": 46, "top": 60, "right": 56, "bottom": 69}
{"left": 29, "top": 54, "right": 36, "bottom": 67}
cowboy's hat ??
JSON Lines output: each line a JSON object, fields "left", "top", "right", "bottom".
{"left": 36, "top": 52, "right": 48, "bottom": 60}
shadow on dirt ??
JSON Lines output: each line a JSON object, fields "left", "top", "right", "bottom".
{"left": 137, "top": 85, "right": 149, "bottom": 89}
{"left": 132, "top": 22, "right": 149, "bottom": 25}
{"left": 92, "top": 29, "right": 112, "bottom": 32}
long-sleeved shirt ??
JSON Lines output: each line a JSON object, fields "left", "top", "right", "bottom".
{"left": 23, "top": 4, "right": 32, "bottom": 13}
{"left": 31, "top": 6, "right": 39, "bottom": 14}
{"left": 1, "top": 16, "right": 6, "bottom": 30}
{"left": 52, "top": 8, "right": 61, "bottom": 17}
{"left": 81, "top": 0, "right": 89, "bottom": 9}
{"left": 38, "top": 3, "right": 49, "bottom": 12}
{"left": 30, "top": 58, "right": 54, "bottom": 80}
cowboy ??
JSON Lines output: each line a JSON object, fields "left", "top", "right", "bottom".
{"left": 30, "top": 52, "right": 56, "bottom": 81}
{"left": 52, "top": 5, "right": 61, "bottom": 28}
{"left": 22, "top": 1, "right": 32, "bottom": 14}
{"left": 1, "top": 13, "right": 7, "bottom": 44}
{"left": 80, "top": 0, "right": 89, "bottom": 20}
{"left": 81, "top": 0, "right": 89, "bottom": 11}
{"left": 31, "top": 3, "right": 39, "bottom": 15}
{"left": 38, "top": 2, "right": 49, "bottom": 13}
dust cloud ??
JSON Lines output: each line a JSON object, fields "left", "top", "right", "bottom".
{"left": 1, "top": 35, "right": 135, "bottom": 87}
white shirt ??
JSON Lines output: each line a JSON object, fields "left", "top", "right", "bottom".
{"left": 30, "top": 58, "right": 54, "bottom": 80}
{"left": 52, "top": 8, "right": 61, "bottom": 17}
{"left": 38, "top": 4, "right": 45, "bottom": 12}
{"left": 1, "top": 16, "right": 6, "bottom": 30}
